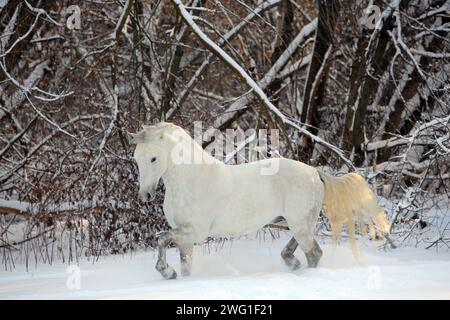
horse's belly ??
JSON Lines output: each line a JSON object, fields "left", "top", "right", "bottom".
{"left": 208, "top": 219, "right": 266, "bottom": 237}
{"left": 208, "top": 198, "right": 280, "bottom": 237}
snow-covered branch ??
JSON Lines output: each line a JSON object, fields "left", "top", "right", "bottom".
{"left": 174, "top": 8, "right": 316, "bottom": 139}
{"left": 167, "top": 0, "right": 284, "bottom": 118}
{"left": 206, "top": 20, "right": 316, "bottom": 142}
{"left": 170, "top": 1, "right": 355, "bottom": 166}
{"left": 83, "top": 0, "right": 135, "bottom": 186}
{"left": 0, "top": 114, "right": 111, "bottom": 186}
{"left": 366, "top": 115, "right": 450, "bottom": 152}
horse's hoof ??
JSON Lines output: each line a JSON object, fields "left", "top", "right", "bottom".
{"left": 283, "top": 256, "right": 301, "bottom": 271}
{"left": 290, "top": 258, "right": 301, "bottom": 271}
{"left": 161, "top": 266, "right": 177, "bottom": 280}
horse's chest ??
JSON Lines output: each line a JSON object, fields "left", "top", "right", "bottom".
{"left": 163, "top": 186, "right": 201, "bottom": 227}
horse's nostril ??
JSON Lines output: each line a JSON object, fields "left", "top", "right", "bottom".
{"left": 139, "top": 191, "right": 149, "bottom": 202}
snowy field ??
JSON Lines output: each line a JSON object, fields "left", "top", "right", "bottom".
{"left": 1, "top": 233, "right": 450, "bottom": 300}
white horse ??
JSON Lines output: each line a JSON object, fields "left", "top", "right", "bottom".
{"left": 130, "top": 122, "right": 390, "bottom": 279}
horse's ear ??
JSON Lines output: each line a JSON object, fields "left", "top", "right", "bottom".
{"left": 155, "top": 121, "right": 167, "bottom": 127}
{"left": 128, "top": 130, "right": 145, "bottom": 144}
{"left": 143, "top": 123, "right": 167, "bottom": 138}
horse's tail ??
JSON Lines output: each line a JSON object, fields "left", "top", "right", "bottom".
{"left": 318, "top": 171, "right": 390, "bottom": 256}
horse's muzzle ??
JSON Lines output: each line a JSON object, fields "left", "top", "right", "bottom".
{"left": 139, "top": 186, "right": 156, "bottom": 202}
{"left": 139, "top": 191, "right": 150, "bottom": 202}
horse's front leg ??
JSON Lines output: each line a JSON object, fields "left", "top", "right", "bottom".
{"left": 156, "top": 231, "right": 177, "bottom": 280}
{"left": 155, "top": 228, "right": 195, "bottom": 279}
{"left": 179, "top": 243, "right": 193, "bottom": 277}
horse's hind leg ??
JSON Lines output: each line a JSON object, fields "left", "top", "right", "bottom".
{"left": 306, "top": 239, "right": 323, "bottom": 268}
{"left": 295, "top": 233, "right": 323, "bottom": 268}
{"left": 156, "top": 231, "right": 177, "bottom": 280}
{"left": 291, "top": 203, "right": 323, "bottom": 268}
{"left": 281, "top": 237, "right": 301, "bottom": 270}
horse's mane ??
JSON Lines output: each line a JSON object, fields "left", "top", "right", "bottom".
{"left": 150, "top": 122, "right": 221, "bottom": 164}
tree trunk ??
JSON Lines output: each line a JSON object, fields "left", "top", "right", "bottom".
{"left": 379, "top": 35, "right": 446, "bottom": 162}
{"left": 299, "top": 0, "right": 339, "bottom": 161}
{"left": 341, "top": 0, "right": 396, "bottom": 164}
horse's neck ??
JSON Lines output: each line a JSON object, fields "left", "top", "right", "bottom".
{"left": 162, "top": 129, "right": 221, "bottom": 188}
{"left": 179, "top": 129, "right": 220, "bottom": 164}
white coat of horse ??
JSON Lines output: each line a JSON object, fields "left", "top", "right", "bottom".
{"left": 130, "top": 122, "right": 390, "bottom": 279}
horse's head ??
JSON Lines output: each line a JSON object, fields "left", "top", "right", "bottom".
{"left": 130, "top": 122, "right": 175, "bottom": 202}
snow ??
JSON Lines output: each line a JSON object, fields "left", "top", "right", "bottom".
{"left": 0, "top": 199, "right": 31, "bottom": 213}
{"left": 0, "top": 196, "right": 131, "bottom": 215}
{"left": 1, "top": 233, "right": 450, "bottom": 300}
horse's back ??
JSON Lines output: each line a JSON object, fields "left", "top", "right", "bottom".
{"left": 230, "top": 158, "right": 320, "bottom": 187}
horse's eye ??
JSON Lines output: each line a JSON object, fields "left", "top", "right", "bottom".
{"left": 151, "top": 157, "right": 157, "bottom": 163}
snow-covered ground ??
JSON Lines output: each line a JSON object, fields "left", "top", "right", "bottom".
{"left": 1, "top": 233, "right": 450, "bottom": 299}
